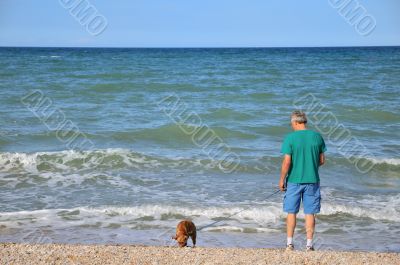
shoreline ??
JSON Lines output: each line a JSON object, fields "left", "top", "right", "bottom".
{"left": 1, "top": 243, "right": 399, "bottom": 265}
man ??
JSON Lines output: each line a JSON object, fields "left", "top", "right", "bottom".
{"left": 279, "top": 110, "right": 326, "bottom": 251}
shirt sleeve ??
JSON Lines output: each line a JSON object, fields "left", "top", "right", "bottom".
{"left": 320, "top": 135, "right": 327, "bottom": 153}
{"left": 281, "top": 135, "right": 292, "bottom": 155}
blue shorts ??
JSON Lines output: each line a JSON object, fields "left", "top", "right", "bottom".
{"left": 283, "top": 182, "right": 321, "bottom": 214}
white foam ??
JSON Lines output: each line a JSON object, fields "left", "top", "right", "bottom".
{"left": 0, "top": 149, "right": 206, "bottom": 174}
{"left": 0, "top": 204, "right": 284, "bottom": 230}
{"left": 1, "top": 197, "right": 399, "bottom": 232}
{"left": 366, "top": 158, "right": 400, "bottom": 166}
{"left": 0, "top": 151, "right": 40, "bottom": 172}
{"left": 321, "top": 194, "right": 400, "bottom": 222}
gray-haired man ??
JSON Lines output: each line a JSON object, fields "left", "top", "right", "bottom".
{"left": 279, "top": 111, "right": 326, "bottom": 251}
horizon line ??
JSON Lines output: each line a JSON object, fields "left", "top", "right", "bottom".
{"left": 1, "top": 45, "right": 399, "bottom": 49}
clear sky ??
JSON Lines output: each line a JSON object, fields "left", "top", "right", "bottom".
{"left": 0, "top": 0, "right": 399, "bottom": 47}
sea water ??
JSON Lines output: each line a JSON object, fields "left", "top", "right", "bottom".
{"left": 0, "top": 47, "right": 399, "bottom": 251}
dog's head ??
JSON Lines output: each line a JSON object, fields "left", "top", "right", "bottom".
{"left": 172, "top": 234, "right": 188, "bottom": 247}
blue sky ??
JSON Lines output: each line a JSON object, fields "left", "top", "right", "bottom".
{"left": 0, "top": 0, "right": 399, "bottom": 47}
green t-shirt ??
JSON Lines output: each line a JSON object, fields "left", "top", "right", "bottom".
{"left": 281, "top": 130, "right": 326, "bottom": 184}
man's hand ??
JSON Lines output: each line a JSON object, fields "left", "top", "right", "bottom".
{"left": 279, "top": 154, "right": 291, "bottom": 192}
{"left": 319, "top": 153, "right": 325, "bottom": 166}
{"left": 279, "top": 179, "right": 286, "bottom": 191}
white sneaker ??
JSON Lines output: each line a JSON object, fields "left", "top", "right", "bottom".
{"left": 306, "top": 246, "right": 315, "bottom": 252}
{"left": 286, "top": 244, "right": 294, "bottom": 251}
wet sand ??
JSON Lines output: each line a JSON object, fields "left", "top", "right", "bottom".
{"left": 1, "top": 243, "right": 399, "bottom": 265}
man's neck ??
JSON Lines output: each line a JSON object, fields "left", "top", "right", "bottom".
{"left": 294, "top": 125, "right": 307, "bottom": 131}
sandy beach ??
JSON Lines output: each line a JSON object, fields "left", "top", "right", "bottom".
{"left": 1, "top": 243, "right": 399, "bottom": 265}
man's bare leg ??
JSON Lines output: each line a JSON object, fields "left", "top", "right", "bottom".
{"left": 286, "top": 213, "right": 296, "bottom": 249}
{"left": 287, "top": 213, "right": 296, "bottom": 237}
{"left": 305, "top": 214, "right": 315, "bottom": 249}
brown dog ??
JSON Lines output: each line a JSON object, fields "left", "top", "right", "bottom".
{"left": 172, "top": 220, "right": 197, "bottom": 247}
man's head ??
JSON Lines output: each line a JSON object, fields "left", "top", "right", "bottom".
{"left": 291, "top": 110, "right": 307, "bottom": 130}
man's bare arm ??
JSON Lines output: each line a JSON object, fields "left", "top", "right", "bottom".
{"left": 320, "top": 153, "right": 325, "bottom": 166}
{"left": 279, "top": 154, "right": 291, "bottom": 191}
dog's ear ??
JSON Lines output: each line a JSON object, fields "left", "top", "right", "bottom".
{"left": 172, "top": 235, "right": 177, "bottom": 240}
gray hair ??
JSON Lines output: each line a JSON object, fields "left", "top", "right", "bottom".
{"left": 291, "top": 110, "right": 307, "bottom": 124}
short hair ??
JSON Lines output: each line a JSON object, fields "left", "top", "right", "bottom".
{"left": 291, "top": 110, "right": 307, "bottom": 124}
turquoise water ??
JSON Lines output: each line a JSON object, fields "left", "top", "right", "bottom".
{"left": 0, "top": 47, "right": 399, "bottom": 251}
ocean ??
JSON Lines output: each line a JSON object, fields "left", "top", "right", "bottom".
{"left": 0, "top": 47, "right": 399, "bottom": 251}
